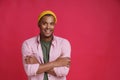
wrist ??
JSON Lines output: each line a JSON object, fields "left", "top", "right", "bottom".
{"left": 52, "top": 60, "right": 57, "bottom": 67}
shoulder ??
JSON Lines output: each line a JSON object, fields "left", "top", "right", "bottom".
{"left": 22, "top": 36, "right": 38, "bottom": 45}
{"left": 54, "top": 36, "right": 71, "bottom": 55}
{"left": 54, "top": 35, "right": 71, "bottom": 44}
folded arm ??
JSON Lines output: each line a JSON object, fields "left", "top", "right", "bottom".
{"left": 22, "top": 39, "right": 71, "bottom": 77}
{"left": 25, "top": 56, "right": 70, "bottom": 76}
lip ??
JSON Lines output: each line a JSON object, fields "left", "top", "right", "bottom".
{"left": 44, "top": 29, "right": 52, "bottom": 34}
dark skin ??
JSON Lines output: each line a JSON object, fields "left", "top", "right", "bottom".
{"left": 39, "top": 15, "right": 55, "bottom": 42}
{"left": 25, "top": 15, "right": 70, "bottom": 76}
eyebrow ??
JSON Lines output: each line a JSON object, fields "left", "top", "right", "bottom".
{"left": 41, "top": 20, "right": 55, "bottom": 23}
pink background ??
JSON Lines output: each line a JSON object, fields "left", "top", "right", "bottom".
{"left": 0, "top": 0, "right": 120, "bottom": 80}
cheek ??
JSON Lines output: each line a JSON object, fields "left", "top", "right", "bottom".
{"left": 40, "top": 25, "right": 46, "bottom": 30}
{"left": 51, "top": 27, "right": 54, "bottom": 30}
{"left": 51, "top": 26, "right": 55, "bottom": 29}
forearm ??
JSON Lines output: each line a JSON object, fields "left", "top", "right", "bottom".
{"left": 46, "top": 68, "right": 57, "bottom": 76}
{"left": 36, "top": 61, "right": 55, "bottom": 74}
{"left": 24, "top": 55, "right": 70, "bottom": 76}
{"left": 36, "top": 57, "right": 70, "bottom": 74}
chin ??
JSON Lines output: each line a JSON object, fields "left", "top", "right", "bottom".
{"left": 44, "top": 34, "right": 53, "bottom": 38}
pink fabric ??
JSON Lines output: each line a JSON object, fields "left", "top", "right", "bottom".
{"left": 21, "top": 35, "right": 71, "bottom": 80}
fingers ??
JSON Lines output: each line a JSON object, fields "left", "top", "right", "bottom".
{"left": 54, "top": 57, "right": 71, "bottom": 67}
{"left": 25, "top": 56, "right": 31, "bottom": 64}
{"left": 66, "top": 64, "right": 70, "bottom": 68}
{"left": 25, "top": 56, "right": 39, "bottom": 64}
{"left": 25, "top": 56, "right": 33, "bottom": 64}
{"left": 64, "top": 57, "right": 71, "bottom": 66}
{"left": 64, "top": 58, "right": 71, "bottom": 68}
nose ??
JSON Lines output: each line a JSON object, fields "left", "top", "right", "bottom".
{"left": 46, "top": 24, "right": 51, "bottom": 29}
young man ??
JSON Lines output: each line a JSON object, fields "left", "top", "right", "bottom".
{"left": 22, "top": 10, "right": 71, "bottom": 80}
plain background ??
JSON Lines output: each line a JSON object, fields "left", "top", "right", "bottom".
{"left": 0, "top": 0, "right": 120, "bottom": 80}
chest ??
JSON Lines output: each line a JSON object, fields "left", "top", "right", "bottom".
{"left": 31, "top": 43, "right": 62, "bottom": 63}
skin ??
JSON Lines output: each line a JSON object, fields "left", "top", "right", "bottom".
{"left": 25, "top": 15, "right": 70, "bottom": 76}
{"left": 39, "top": 15, "right": 55, "bottom": 42}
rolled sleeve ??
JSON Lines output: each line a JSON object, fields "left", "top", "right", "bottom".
{"left": 53, "top": 39, "right": 71, "bottom": 77}
{"left": 61, "top": 39, "right": 71, "bottom": 57}
{"left": 22, "top": 41, "right": 39, "bottom": 76}
{"left": 24, "top": 64, "right": 39, "bottom": 76}
{"left": 53, "top": 67, "right": 69, "bottom": 77}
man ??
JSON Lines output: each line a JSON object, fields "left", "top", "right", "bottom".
{"left": 22, "top": 10, "right": 71, "bottom": 80}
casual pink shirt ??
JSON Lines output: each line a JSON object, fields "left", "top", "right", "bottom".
{"left": 22, "top": 35, "right": 71, "bottom": 80}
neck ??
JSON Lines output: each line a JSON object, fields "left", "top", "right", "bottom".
{"left": 40, "top": 34, "right": 53, "bottom": 42}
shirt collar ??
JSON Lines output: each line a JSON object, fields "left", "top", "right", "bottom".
{"left": 37, "top": 34, "right": 56, "bottom": 46}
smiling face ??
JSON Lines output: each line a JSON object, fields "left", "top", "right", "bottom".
{"left": 38, "top": 14, "right": 55, "bottom": 38}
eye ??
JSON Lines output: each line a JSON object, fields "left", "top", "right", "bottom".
{"left": 42, "top": 22, "right": 47, "bottom": 25}
{"left": 50, "top": 22, "right": 55, "bottom": 26}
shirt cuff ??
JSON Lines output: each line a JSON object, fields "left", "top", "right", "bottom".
{"left": 53, "top": 67, "right": 69, "bottom": 77}
{"left": 24, "top": 63, "right": 39, "bottom": 76}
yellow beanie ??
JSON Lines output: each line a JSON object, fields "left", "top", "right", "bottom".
{"left": 38, "top": 10, "right": 57, "bottom": 23}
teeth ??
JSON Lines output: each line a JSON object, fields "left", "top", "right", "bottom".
{"left": 45, "top": 30, "right": 50, "bottom": 33}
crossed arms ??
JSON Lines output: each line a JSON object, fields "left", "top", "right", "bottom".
{"left": 25, "top": 55, "right": 70, "bottom": 76}
{"left": 22, "top": 39, "right": 71, "bottom": 77}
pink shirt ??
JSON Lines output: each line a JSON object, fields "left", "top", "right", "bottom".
{"left": 22, "top": 35, "right": 71, "bottom": 80}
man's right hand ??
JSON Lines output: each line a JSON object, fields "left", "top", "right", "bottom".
{"left": 53, "top": 57, "right": 70, "bottom": 67}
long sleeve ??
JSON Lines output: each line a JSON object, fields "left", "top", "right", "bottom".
{"left": 21, "top": 41, "right": 39, "bottom": 76}
{"left": 53, "top": 39, "right": 71, "bottom": 77}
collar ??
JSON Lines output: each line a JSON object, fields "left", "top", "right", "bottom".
{"left": 37, "top": 35, "right": 56, "bottom": 46}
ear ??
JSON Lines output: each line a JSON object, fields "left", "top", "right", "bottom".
{"left": 38, "top": 21, "right": 41, "bottom": 27}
